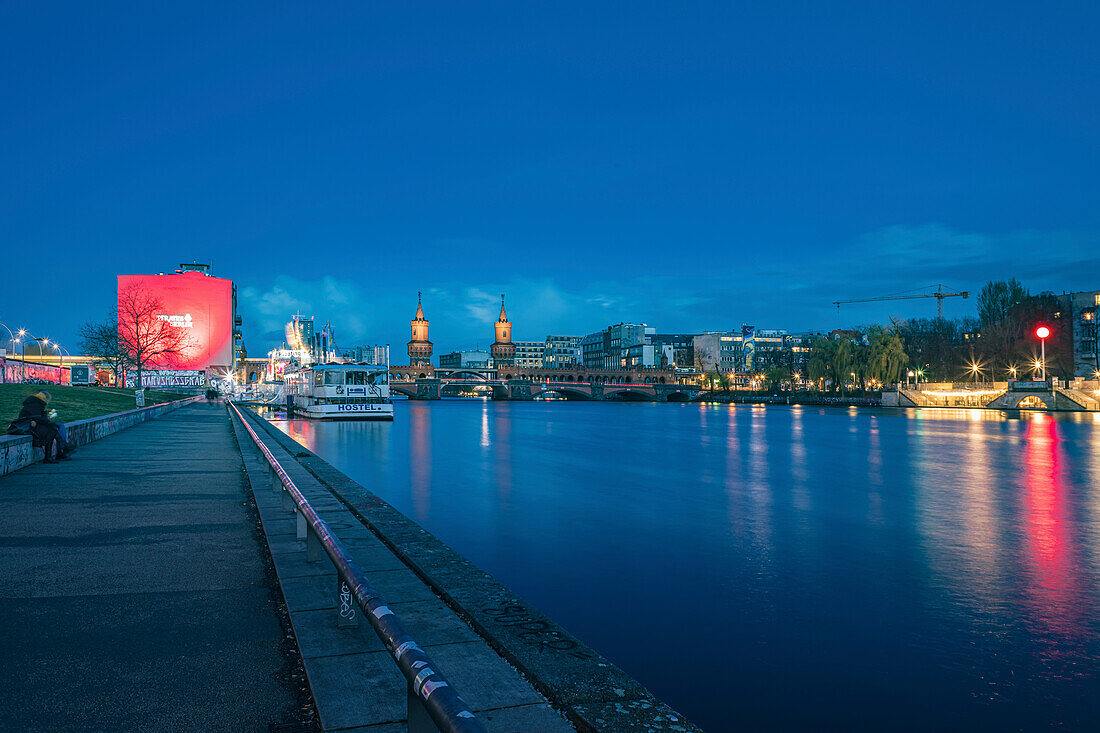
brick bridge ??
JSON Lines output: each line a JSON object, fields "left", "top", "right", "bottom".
{"left": 388, "top": 365, "right": 700, "bottom": 402}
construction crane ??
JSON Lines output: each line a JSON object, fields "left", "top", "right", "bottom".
{"left": 833, "top": 283, "right": 969, "bottom": 319}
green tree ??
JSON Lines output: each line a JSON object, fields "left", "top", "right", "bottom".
{"left": 865, "top": 325, "right": 909, "bottom": 384}
{"left": 764, "top": 367, "right": 788, "bottom": 393}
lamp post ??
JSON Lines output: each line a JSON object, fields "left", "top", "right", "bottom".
{"left": 906, "top": 369, "right": 914, "bottom": 387}
{"left": 52, "top": 343, "right": 70, "bottom": 384}
{"left": 1035, "top": 326, "right": 1050, "bottom": 381}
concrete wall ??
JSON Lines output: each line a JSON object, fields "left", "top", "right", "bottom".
{"left": 1, "top": 396, "right": 202, "bottom": 476}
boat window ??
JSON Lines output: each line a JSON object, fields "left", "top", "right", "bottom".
{"left": 347, "top": 371, "right": 366, "bottom": 385}
{"left": 324, "top": 370, "right": 344, "bottom": 385}
{"left": 373, "top": 372, "right": 388, "bottom": 385}
{"left": 314, "top": 371, "right": 323, "bottom": 387}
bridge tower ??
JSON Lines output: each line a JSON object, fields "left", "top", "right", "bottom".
{"left": 407, "top": 292, "right": 433, "bottom": 365}
{"left": 491, "top": 294, "right": 516, "bottom": 366}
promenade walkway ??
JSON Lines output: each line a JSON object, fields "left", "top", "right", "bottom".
{"left": 0, "top": 403, "right": 300, "bottom": 732}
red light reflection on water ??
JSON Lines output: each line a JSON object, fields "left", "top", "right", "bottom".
{"left": 1022, "top": 414, "right": 1084, "bottom": 643}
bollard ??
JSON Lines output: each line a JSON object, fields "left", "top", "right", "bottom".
{"left": 282, "top": 486, "right": 295, "bottom": 512}
{"left": 407, "top": 682, "right": 440, "bottom": 733}
{"left": 337, "top": 579, "right": 358, "bottom": 628}
{"left": 306, "top": 525, "right": 323, "bottom": 563}
{"left": 296, "top": 508, "right": 307, "bottom": 540}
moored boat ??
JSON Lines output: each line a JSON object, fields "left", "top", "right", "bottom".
{"left": 284, "top": 364, "right": 394, "bottom": 420}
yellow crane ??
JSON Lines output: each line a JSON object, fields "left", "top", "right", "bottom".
{"left": 833, "top": 283, "right": 969, "bottom": 319}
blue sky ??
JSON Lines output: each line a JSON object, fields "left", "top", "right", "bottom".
{"left": 2, "top": 2, "right": 1097, "bottom": 356}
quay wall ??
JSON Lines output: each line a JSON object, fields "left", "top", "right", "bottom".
{"left": 242, "top": 406, "right": 704, "bottom": 733}
{"left": 0, "top": 396, "right": 202, "bottom": 476}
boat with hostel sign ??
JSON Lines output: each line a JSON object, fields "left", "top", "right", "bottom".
{"left": 284, "top": 363, "right": 394, "bottom": 420}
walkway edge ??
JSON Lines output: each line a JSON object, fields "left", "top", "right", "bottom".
{"left": 242, "top": 407, "right": 704, "bottom": 733}
{"left": 0, "top": 395, "right": 203, "bottom": 476}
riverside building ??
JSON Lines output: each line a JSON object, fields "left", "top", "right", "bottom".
{"left": 582, "top": 323, "right": 656, "bottom": 370}
{"left": 543, "top": 335, "right": 580, "bottom": 368}
{"left": 513, "top": 341, "right": 544, "bottom": 368}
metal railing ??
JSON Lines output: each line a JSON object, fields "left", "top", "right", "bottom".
{"left": 229, "top": 403, "right": 487, "bottom": 733}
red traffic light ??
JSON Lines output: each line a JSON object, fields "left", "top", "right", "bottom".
{"left": 1035, "top": 326, "right": 1050, "bottom": 339}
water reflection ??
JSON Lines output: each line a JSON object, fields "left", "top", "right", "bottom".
{"left": 1022, "top": 415, "right": 1084, "bottom": 645}
{"left": 409, "top": 403, "right": 431, "bottom": 521}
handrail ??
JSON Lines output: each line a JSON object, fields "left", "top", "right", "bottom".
{"left": 229, "top": 402, "right": 487, "bottom": 733}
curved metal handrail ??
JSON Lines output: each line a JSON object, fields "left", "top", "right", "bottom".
{"left": 228, "top": 402, "right": 486, "bottom": 733}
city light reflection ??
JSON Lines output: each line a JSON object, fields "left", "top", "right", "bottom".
{"left": 409, "top": 404, "right": 432, "bottom": 521}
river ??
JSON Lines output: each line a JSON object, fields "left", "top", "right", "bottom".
{"left": 266, "top": 401, "right": 1100, "bottom": 731}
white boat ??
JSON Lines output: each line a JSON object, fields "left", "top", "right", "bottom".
{"left": 284, "top": 364, "right": 394, "bottom": 420}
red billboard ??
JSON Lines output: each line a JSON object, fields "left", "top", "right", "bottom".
{"left": 118, "top": 272, "right": 234, "bottom": 372}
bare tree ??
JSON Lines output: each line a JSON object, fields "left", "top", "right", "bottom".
{"left": 117, "top": 282, "right": 194, "bottom": 388}
{"left": 77, "top": 309, "right": 129, "bottom": 385}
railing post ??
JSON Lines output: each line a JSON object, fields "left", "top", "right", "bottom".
{"left": 336, "top": 578, "right": 358, "bottom": 629}
{"left": 407, "top": 682, "right": 440, "bottom": 733}
{"left": 306, "top": 525, "right": 323, "bottom": 563}
{"left": 296, "top": 508, "right": 308, "bottom": 540}
{"left": 282, "top": 486, "right": 295, "bottom": 512}
{"left": 270, "top": 464, "right": 280, "bottom": 492}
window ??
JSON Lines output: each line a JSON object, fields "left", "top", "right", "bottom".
{"left": 314, "top": 371, "right": 323, "bottom": 387}
{"left": 324, "top": 371, "right": 344, "bottom": 385}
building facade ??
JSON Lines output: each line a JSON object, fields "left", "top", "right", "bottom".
{"left": 543, "top": 335, "right": 580, "bottom": 367}
{"left": 344, "top": 344, "right": 390, "bottom": 365}
{"left": 117, "top": 263, "right": 238, "bottom": 387}
{"left": 513, "top": 341, "right": 544, "bottom": 368}
{"left": 439, "top": 350, "right": 493, "bottom": 369}
{"left": 1059, "top": 289, "right": 1100, "bottom": 377}
{"left": 581, "top": 323, "right": 653, "bottom": 370}
{"left": 650, "top": 334, "right": 695, "bottom": 369}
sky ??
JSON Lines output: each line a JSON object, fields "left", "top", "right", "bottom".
{"left": 2, "top": 2, "right": 1098, "bottom": 357}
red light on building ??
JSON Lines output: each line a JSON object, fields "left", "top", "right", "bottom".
{"left": 1035, "top": 326, "right": 1051, "bottom": 339}
{"left": 118, "top": 271, "right": 235, "bottom": 373}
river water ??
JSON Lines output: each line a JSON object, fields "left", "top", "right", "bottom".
{"left": 267, "top": 401, "right": 1100, "bottom": 731}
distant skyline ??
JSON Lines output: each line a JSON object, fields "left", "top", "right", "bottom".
{"left": 2, "top": 3, "right": 1097, "bottom": 356}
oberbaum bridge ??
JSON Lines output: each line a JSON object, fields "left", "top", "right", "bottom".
{"left": 388, "top": 295, "right": 701, "bottom": 402}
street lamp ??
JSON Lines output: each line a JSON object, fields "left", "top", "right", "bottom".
{"left": 1035, "top": 325, "right": 1050, "bottom": 381}
{"left": 967, "top": 361, "right": 982, "bottom": 384}
{"left": 1008, "top": 365, "right": 1017, "bottom": 381}
{"left": 906, "top": 369, "right": 915, "bottom": 387}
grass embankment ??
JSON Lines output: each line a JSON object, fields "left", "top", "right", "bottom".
{"left": 0, "top": 384, "right": 191, "bottom": 423}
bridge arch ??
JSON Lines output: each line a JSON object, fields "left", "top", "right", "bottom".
{"left": 603, "top": 387, "right": 656, "bottom": 402}
{"left": 539, "top": 387, "right": 591, "bottom": 401}
{"left": 390, "top": 383, "right": 417, "bottom": 398}
{"left": 1013, "top": 394, "right": 1055, "bottom": 410}
{"left": 665, "top": 390, "right": 691, "bottom": 402}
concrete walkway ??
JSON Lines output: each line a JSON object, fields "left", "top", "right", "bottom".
{"left": 0, "top": 403, "right": 300, "bottom": 732}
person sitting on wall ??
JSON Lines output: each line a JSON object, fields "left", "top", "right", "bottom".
{"left": 6, "top": 391, "right": 73, "bottom": 463}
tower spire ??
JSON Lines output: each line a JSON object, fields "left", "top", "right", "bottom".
{"left": 491, "top": 292, "right": 515, "bottom": 367}
{"left": 408, "top": 291, "right": 432, "bottom": 365}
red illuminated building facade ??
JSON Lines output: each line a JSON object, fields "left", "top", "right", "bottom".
{"left": 118, "top": 263, "right": 240, "bottom": 386}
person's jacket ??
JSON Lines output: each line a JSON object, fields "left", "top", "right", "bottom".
{"left": 18, "top": 395, "right": 51, "bottom": 422}
{"left": 8, "top": 396, "right": 58, "bottom": 445}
